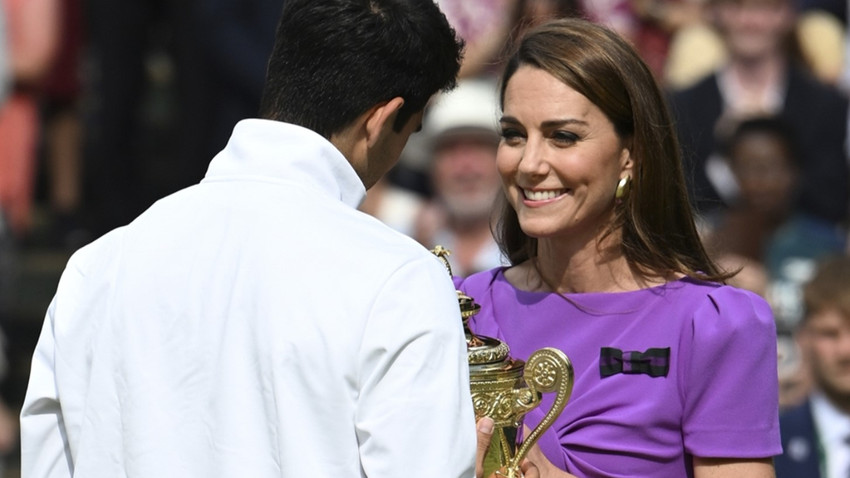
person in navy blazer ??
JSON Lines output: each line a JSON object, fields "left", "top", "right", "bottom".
{"left": 775, "top": 256, "right": 850, "bottom": 478}
{"left": 776, "top": 400, "right": 822, "bottom": 478}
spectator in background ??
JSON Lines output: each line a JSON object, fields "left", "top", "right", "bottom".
{"left": 0, "top": 0, "right": 14, "bottom": 309}
{"left": 581, "top": 0, "right": 639, "bottom": 42}
{"left": 663, "top": 6, "right": 729, "bottom": 90}
{"left": 669, "top": 0, "right": 850, "bottom": 229}
{"left": 775, "top": 255, "right": 850, "bottom": 478}
{"left": 794, "top": 6, "right": 845, "bottom": 86}
{"left": 0, "top": 3, "right": 19, "bottom": 456}
{"left": 665, "top": 1, "right": 846, "bottom": 90}
{"left": 39, "top": 0, "right": 87, "bottom": 250}
{"left": 509, "top": 0, "right": 585, "bottom": 51}
{"left": 414, "top": 78, "right": 505, "bottom": 277}
{"left": 0, "top": 0, "right": 59, "bottom": 238}
{"left": 0, "top": 5, "right": 9, "bottom": 104}
{"left": 436, "top": 0, "right": 520, "bottom": 80}
{"left": 517, "top": 0, "right": 583, "bottom": 23}
{"left": 777, "top": 325, "right": 813, "bottom": 412}
{"left": 630, "top": 0, "right": 707, "bottom": 81}
{"left": 701, "top": 117, "right": 846, "bottom": 304}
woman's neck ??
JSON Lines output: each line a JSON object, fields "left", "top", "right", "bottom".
{"left": 511, "top": 230, "right": 653, "bottom": 294}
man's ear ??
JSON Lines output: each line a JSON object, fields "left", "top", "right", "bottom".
{"left": 365, "top": 97, "right": 405, "bottom": 148}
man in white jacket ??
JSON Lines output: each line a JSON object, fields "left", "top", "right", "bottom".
{"left": 19, "top": 0, "right": 477, "bottom": 476}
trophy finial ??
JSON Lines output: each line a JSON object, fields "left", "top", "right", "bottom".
{"left": 431, "top": 245, "right": 453, "bottom": 277}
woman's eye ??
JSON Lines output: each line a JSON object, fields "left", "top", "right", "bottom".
{"left": 500, "top": 128, "right": 524, "bottom": 144}
{"left": 552, "top": 131, "right": 579, "bottom": 144}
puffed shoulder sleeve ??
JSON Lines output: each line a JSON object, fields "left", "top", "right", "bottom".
{"left": 680, "top": 285, "right": 782, "bottom": 458}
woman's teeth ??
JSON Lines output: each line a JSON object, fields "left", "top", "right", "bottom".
{"left": 523, "top": 189, "right": 566, "bottom": 201}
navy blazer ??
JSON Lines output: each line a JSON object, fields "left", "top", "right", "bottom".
{"left": 775, "top": 401, "right": 822, "bottom": 478}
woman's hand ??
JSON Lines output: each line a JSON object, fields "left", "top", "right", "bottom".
{"left": 476, "top": 417, "right": 541, "bottom": 478}
{"left": 520, "top": 425, "right": 579, "bottom": 478}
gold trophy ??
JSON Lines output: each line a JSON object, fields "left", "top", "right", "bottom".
{"left": 432, "top": 247, "right": 574, "bottom": 478}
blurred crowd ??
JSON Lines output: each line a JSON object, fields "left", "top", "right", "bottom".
{"left": 1, "top": 0, "right": 850, "bottom": 475}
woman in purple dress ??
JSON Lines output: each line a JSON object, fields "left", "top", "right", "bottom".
{"left": 460, "top": 18, "right": 782, "bottom": 478}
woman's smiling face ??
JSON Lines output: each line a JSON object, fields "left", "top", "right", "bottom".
{"left": 497, "top": 65, "right": 632, "bottom": 240}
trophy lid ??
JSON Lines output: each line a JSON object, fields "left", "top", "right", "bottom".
{"left": 431, "top": 246, "right": 515, "bottom": 368}
{"left": 457, "top": 290, "right": 512, "bottom": 366}
{"left": 461, "top": 289, "right": 527, "bottom": 387}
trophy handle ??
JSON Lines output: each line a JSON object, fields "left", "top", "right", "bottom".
{"left": 506, "top": 347, "right": 574, "bottom": 476}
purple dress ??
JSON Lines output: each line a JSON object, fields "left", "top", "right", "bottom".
{"left": 455, "top": 268, "right": 782, "bottom": 478}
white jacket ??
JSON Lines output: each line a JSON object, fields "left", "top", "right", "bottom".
{"left": 21, "top": 119, "right": 476, "bottom": 477}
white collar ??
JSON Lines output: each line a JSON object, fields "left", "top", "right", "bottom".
{"left": 716, "top": 66, "right": 786, "bottom": 117}
{"left": 811, "top": 391, "right": 850, "bottom": 478}
{"left": 811, "top": 391, "right": 850, "bottom": 444}
{"left": 203, "top": 119, "right": 366, "bottom": 208}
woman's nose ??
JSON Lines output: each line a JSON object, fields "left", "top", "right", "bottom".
{"left": 517, "top": 138, "right": 549, "bottom": 177}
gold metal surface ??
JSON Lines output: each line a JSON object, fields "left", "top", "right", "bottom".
{"left": 432, "top": 247, "right": 574, "bottom": 478}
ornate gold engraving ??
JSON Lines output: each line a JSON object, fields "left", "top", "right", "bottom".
{"left": 431, "top": 246, "right": 575, "bottom": 478}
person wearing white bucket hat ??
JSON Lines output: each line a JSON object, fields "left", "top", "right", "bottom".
{"left": 414, "top": 78, "right": 507, "bottom": 277}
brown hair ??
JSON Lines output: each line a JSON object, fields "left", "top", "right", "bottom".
{"left": 803, "top": 255, "right": 850, "bottom": 322}
{"left": 495, "top": 17, "right": 730, "bottom": 282}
